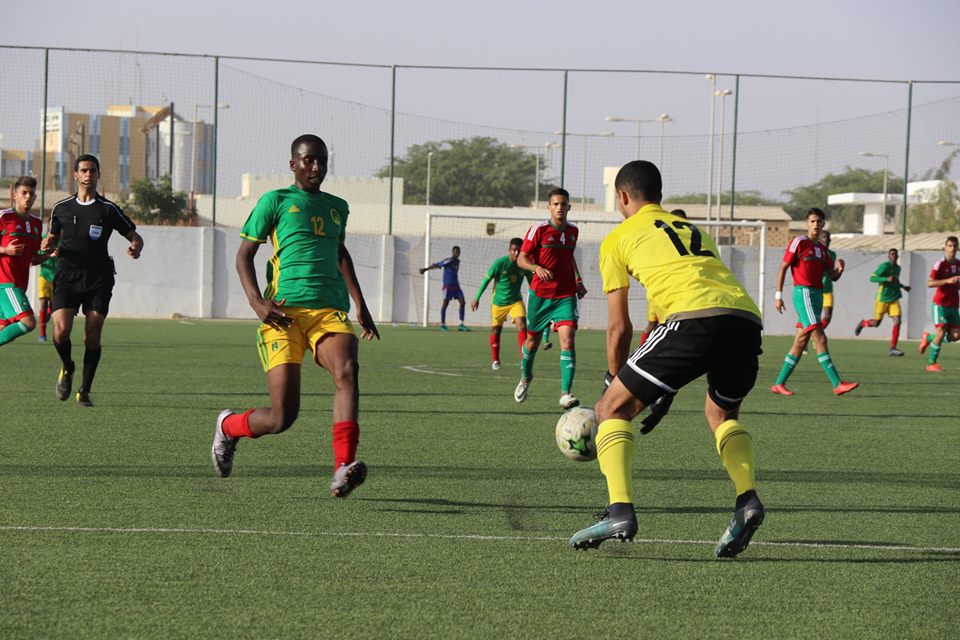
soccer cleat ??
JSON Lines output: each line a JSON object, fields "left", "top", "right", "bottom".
{"left": 330, "top": 460, "right": 367, "bottom": 498}
{"left": 919, "top": 332, "right": 930, "bottom": 355}
{"left": 833, "top": 380, "right": 859, "bottom": 396}
{"left": 38, "top": 335, "right": 47, "bottom": 343}
{"left": 559, "top": 393, "right": 580, "bottom": 410}
{"left": 770, "top": 384, "right": 794, "bottom": 396}
{"left": 492, "top": 360, "right": 501, "bottom": 370}
{"left": 714, "top": 493, "right": 765, "bottom": 558}
{"left": 926, "top": 363, "right": 945, "bottom": 372}
{"left": 76, "top": 391, "right": 94, "bottom": 407}
{"left": 514, "top": 379, "right": 529, "bottom": 403}
{"left": 854, "top": 321, "right": 863, "bottom": 337}
{"left": 570, "top": 506, "right": 638, "bottom": 550}
{"left": 888, "top": 348, "right": 904, "bottom": 357}
{"left": 56, "top": 366, "right": 74, "bottom": 401}
{"left": 542, "top": 341, "right": 553, "bottom": 351}
{"left": 211, "top": 409, "right": 238, "bottom": 478}
{"left": 439, "top": 324, "right": 449, "bottom": 332}
{"left": 640, "top": 393, "right": 674, "bottom": 434}
{"left": 458, "top": 323, "right": 470, "bottom": 332}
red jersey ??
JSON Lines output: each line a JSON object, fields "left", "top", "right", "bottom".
{"left": 0, "top": 208, "right": 42, "bottom": 290}
{"left": 783, "top": 235, "right": 833, "bottom": 289}
{"left": 521, "top": 220, "right": 579, "bottom": 298}
{"left": 930, "top": 258, "right": 959, "bottom": 307}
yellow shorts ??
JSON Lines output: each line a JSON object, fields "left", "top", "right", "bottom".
{"left": 491, "top": 300, "right": 526, "bottom": 327}
{"left": 257, "top": 307, "right": 355, "bottom": 372}
{"left": 822, "top": 292, "right": 833, "bottom": 308}
{"left": 874, "top": 300, "right": 901, "bottom": 320}
{"left": 37, "top": 276, "right": 54, "bottom": 300}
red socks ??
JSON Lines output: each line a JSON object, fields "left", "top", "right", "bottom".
{"left": 489, "top": 334, "right": 500, "bottom": 362}
{"left": 332, "top": 420, "right": 359, "bottom": 470}
{"left": 222, "top": 409, "right": 255, "bottom": 438}
{"left": 38, "top": 308, "right": 48, "bottom": 338}
{"left": 517, "top": 330, "right": 527, "bottom": 353}
{"left": 860, "top": 319, "right": 871, "bottom": 328}
{"left": 638, "top": 331, "right": 649, "bottom": 347}
{"left": 891, "top": 324, "right": 900, "bottom": 348}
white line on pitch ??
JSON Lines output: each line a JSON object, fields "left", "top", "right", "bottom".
{"left": 401, "top": 365, "right": 462, "bottom": 377}
{"left": 1, "top": 525, "right": 957, "bottom": 554}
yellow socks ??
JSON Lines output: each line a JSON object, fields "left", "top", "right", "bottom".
{"left": 714, "top": 419, "right": 756, "bottom": 495}
{"left": 596, "top": 419, "right": 636, "bottom": 504}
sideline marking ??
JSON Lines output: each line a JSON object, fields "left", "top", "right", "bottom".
{"left": 2, "top": 525, "right": 957, "bottom": 554}
{"left": 402, "top": 365, "right": 462, "bottom": 377}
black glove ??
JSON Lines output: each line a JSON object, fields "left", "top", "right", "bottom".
{"left": 602, "top": 371, "right": 615, "bottom": 395}
{"left": 640, "top": 393, "right": 675, "bottom": 434}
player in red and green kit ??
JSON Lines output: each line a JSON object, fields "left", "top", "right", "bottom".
{"left": 918, "top": 236, "right": 960, "bottom": 372}
{"left": 515, "top": 188, "right": 587, "bottom": 409}
{"left": 854, "top": 248, "right": 911, "bottom": 356}
{"left": 771, "top": 208, "right": 858, "bottom": 396}
{"left": 471, "top": 237, "right": 532, "bottom": 370}
{"left": 0, "top": 176, "right": 45, "bottom": 346}
{"left": 211, "top": 135, "right": 380, "bottom": 498}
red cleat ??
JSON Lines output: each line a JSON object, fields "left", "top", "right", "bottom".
{"left": 919, "top": 332, "right": 931, "bottom": 355}
{"left": 833, "top": 381, "right": 859, "bottom": 396}
{"left": 771, "top": 384, "right": 794, "bottom": 396}
{"left": 926, "top": 363, "right": 945, "bottom": 372}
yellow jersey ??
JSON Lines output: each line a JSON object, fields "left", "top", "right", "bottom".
{"left": 599, "top": 204, "right": 761, "bottom": 324}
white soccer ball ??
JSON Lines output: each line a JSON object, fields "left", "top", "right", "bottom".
{"left": 555, "top": 407, "right": 598, "bottom": 462}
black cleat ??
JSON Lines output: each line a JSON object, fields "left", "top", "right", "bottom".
{"left": 56, "top": 366, "right": 74, "bottom": 401}
{"left": 640, "top": 393, "right": 674, "bottom": 434}
{"left": 76, "top": 391, "right": 94, "bottom": 407}
{"left": 714, "top": 492, "right": 765, "bottom": 558}
{"left": 570, "top": 505, "right": 638, "bottom": 550}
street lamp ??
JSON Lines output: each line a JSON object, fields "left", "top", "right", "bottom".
{"left": 714, "top": 90, "right": 733, "bottom": 225}
{"left": 656, "top": 113, "right": 673, "bottom": 169}
{"left": 512, "top": 143, "right": 561, "bottom": 206}
{"left": 605, "top": 115, "right": 657, "bottom": 160}
{"left": 426, "top": 150, "right": 434, "bottom": 207}
{"left": 705, "top": 74, "right": 718, "bottom": 222}
{"left": 860, "top": 151, "right": 890, "bottom": 230}
{"left": 556, "top": 131, "right": 613, "bottom": 206}
{"left": 191, "top": 103, "right": 229, "bottom": 203}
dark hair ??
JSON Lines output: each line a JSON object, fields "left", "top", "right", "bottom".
{"left": 74, "top": 154, "right": 100, "bottom": 172}
{"left": 452, "top": 245, "right": 461, "bottom": 252}
{"left": 291, "top": 134, "right": 326, "bottom": 157}
{"left": 669, "top": 208, "right": 687, "bottom": 219}
{"left": 509, "top": 237, "right": 523, "bottom": 247}
{"left": 13, "top": 176, "right": 37, "bottom": 190}
{"left": 807, "top": 207, "right": 825, "bottom": 220}
{"left": 888, "top": 247, "right": 898, "bottom": 254}
{"left": 947, "top": 236, "right": 959, "bottom": 245}
{"left": 547, "top": 187, "right": 570, "bottom": 201}
{"left": 614, "top": 161, "right": 662, "bottom": 202}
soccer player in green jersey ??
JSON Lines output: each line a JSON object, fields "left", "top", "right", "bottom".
{"left": 819, "top": 230, "right": 837, "bottom": 329}
{"left": 854, "top": 248, "right": 911, "bottom": 356}
{"left": 211, "top": 134, "right": 380, "bottom": 499}
{"left": 471, "top": 237, "right": 533, "bottom": 369}
{"left": 36, "top": 253, "right": 58, "bottom": 342}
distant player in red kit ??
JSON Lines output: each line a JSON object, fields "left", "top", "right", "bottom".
{"left": 0, "top": 177, "right": 46, "bottom": 346}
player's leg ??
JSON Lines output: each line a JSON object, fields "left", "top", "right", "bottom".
{"left": 490, "top": 323, "right": 503, "bottom": 369}
{"left": 439, "top": 296, "right": 450, "bottom": 330}
{"left": 855, "top": 301, "right": 884, "bottom": 336}
{"left": 510, "top": 301, "right": 528, "bottom": 356}
{"left": 926, "top": 305, "right": 953, "bottom": 370}
{"left": 889, "top": 307, "right": 904, "bottom": 356}
{"left": 810, "top": 327, "right": 858, "bottom": 395}
{"left": 38, "top": 296, "right": 51, "bottom": 341}
{"left": 516, "top": 292, "right": 546, "bottom": 402}
{"left": 541, "top": 320, "right": 553, "bottom": 350}
{"left": 74, "top": 309, "right": 107, "bottom": 406}
{"left": 0, "top": 285, "right": 36, "bottom": 345}
{"left": 557, "top": 322, "right": 578, "bottom": 409}
{"left": 456, "top": 292, "right": 469, "bottom": 331}
{"left": 820, "top": 297, "right": 833, "bottom": 329}
{"left": 772, "top": 326, "right": 808, "bottom": 395}
{"left": 52, "top": 307, "right": 77, "bottom": 400}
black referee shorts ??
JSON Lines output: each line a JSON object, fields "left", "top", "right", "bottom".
{"left": 52, "top": 266, "right": 115, "bottom": 316}
{"left": 617, "top": 315, "right": 762, "bottom": 410}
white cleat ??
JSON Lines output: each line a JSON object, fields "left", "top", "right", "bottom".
{"left": 211, "top": 409, "right": 238, "bottom": 478}
{"left": 492, "top": 360, "right": 501, "bottom": 370}
{"left": 331, "top": 460, "right": 367, "bottom": 498}
{"left": 559, "top": 393, "right": 580, "bottom": 410}
{"left": 514, "top": 379, "right": 529, "bottom": 403}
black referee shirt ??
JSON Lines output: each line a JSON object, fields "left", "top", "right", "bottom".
{"left": 50, "top": 194, "right": 137, "bottom": 271}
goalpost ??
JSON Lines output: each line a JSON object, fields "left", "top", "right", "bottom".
{"left": 422, "top": 211, "right": 767, "bottom": 328}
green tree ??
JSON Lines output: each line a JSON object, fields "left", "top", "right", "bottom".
{"left": 667, "top": 190, "right": 784, "bottom": 207}
{"left": 783, "top": 167, "right": 905, "bottom": 232}
{"left": 125, "top": 175, "right": 189, "bottom": 225}
{"left": 906, "top": 180, "right": 960, "bottom": 234}
{"left": 377, "top": 137, "right": 557, "bottom": 207}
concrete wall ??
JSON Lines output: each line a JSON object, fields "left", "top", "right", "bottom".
{"left": 27, "top": 225, "right": 943, "bottom": 339}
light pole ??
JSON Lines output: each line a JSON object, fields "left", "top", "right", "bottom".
{"left": 656, "top": 113, "right": 673, "bottom": 169}
{"left": 706, "top": 74, "right": 717, "bottom": 223}
{"left": 557, "top": 131, "right": 613, "bottom": 206}
{"left": 426, "top": 150, "right": 434, "bottom": 207}
{"left": 513, "top": 143, "right": 560, "bottom": 205}
{"left": 605, "top": 115, "right": 656, "bottom": 160}
{"left": 860, "top": 151, "right": 890, "bottom": 230}
{"left": 191, "top": 103, "right": 229, "bottom": 205}
{"left": 714, "top": 90, "right": 732, "bottom": 226}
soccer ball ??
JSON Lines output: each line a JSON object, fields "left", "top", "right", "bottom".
{"left": 555, "top": 407, "right": 598, "bottom": 462}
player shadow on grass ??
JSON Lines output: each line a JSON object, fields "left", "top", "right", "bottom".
{"left": 619, "top": 552, "right": 960, "bottom": 565}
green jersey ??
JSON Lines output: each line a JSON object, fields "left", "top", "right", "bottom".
{"left": 474, "top": 255, "right": 531, "bottom": 307}
{"left": 871, "top": 260, "right": 904, "bottom": 303}
{"left": 39, "top": 254, "right": 57, "bottom": 281}
{"left": 821, "top": 249, "right": 837, "bottom": 294}
{"left": 240, "top": 185, "right": 350, "bottom": 311}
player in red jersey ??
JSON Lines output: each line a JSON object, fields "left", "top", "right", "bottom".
{"left": 918, "top": 236, "right": 960, "bottom": 371}
{"left": 514, "top": 188, "right": 587, "bottom": 409}
{"left": 0, "top": 177, "right": 46, "bottom": 346}
{"left": 771, "top": 208, "right": 858, "bottom": 396}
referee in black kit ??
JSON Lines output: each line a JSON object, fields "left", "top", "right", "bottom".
{"left": 40, "top": 154, "right": 144, "bottom": 407}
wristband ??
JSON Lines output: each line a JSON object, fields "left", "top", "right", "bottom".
{"left": 775, "top": 291, "right": 782, "bottom": 301}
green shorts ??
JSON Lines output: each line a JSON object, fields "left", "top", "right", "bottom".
{"left": 932, "top": 304, "right": 960, "bottom": 328}
{"left": 0, "top": 283, "right": 33, "bottom": 323}
{"left": 526, "top": 290, "right": 578, "bottom": 334}
{"left": 793, "top": 285, "right": 823, "bottom": 333}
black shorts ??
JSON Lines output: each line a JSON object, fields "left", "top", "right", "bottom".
{"left": 52, "top": 266, "right": 115, "bottom": 316}
{"left": 617, "top": 315, "right": 762, "bottom": 410}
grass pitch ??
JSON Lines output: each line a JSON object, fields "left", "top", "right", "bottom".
{"left": 1, "top": 320, "right": 958, "bottom": 639}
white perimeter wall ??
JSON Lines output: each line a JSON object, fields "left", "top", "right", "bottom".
{"left": 29, "top": 225, "right": 943, "bottom": 339}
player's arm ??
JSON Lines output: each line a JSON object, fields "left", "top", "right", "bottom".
{"left": 869, "top": 264, "right": 889, "bottom": 284}
{"left": 236, "top": 239, "right": 291, "bottom": 330}
{"left": 39, "top": 232, "right": 58, "bottom": 253}
{"left": 471, "top": 273, "right": 493, "bottom": 312}
{"left": 124, "top": 229, "right": 144, "bottom": 259}
{"left": 518, "top": 251, "right": 552, "bottom": 281}
{"left": 572, "top": 255, "right": 587, "bottom": 299}
{"left": 418, "top": 257, "right": 445, "bottom": 275}
{"left": 339, "top": 243, "right": 380, "bottom": 341}
{"left": 928, "top": 272, "right": 960, "bottom": 288}
{"left": 829, "top": 257, "right": 845, "bottom": 281}
{"left": 774, "top": 261, "right": 790, "bottom": 313}
{"left": 605, "top": 287, "right": 633, "bottom": 377}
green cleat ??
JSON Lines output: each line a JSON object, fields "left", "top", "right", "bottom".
{"left": 714, "top": 492, "right": 765, "bottom": 558}
{"left": 570, "top": 505, "right": 638, "bottom": 550}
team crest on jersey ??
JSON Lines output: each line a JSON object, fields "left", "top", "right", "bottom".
{"left": 26, "top": 221, "right": 31, "bottom": 233}
{"left": 89, "top": 224, "right": 102, "bottom": 240}
{"left": 814, "top": 247, "right": 821, "bottom": 258}
{"left": 288, "top": 205, "right": 301, "bottom": 214}
{"left": 330, "top": 209, "right": 341, "bottom": 226}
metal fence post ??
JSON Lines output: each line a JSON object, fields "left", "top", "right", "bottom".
{"left": 728, "top": 74, "right": 741, "bottom": 244}
{"left": 388, "top": 65, "right": 396, "bottom": 236}
{"left": 900, "top": 80, "right": 913, "bottom": 251}
{"left": 560, "top": 70, "right": 568, "bottom": 188}
{"left": 40, "top": 48, "right": 49, "bottom": 220}
{"left": 212, "top": 56, "right": 219, "bottom": 228}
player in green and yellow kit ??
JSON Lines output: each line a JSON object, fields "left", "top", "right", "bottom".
{"left": 569, "top": 160, "right": 764, "bottom": 558}
{"left": 36, "top": 253, "right": 58, "bottom": 342}
{"left": 854, "top": 248, "right": 910, "bottom": 355}
{"left": 471, "top": 237, "right": 532, "bottom": 370}
{"left": 819, "top": 230, "right": 837, "bottom": 329}
{"left": 211, "top": 134, "right": 379, "bottom": 499}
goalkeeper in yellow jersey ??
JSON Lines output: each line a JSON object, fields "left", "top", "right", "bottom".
{"left": 570, "top": 160, "right": 764, "bottom": 558}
